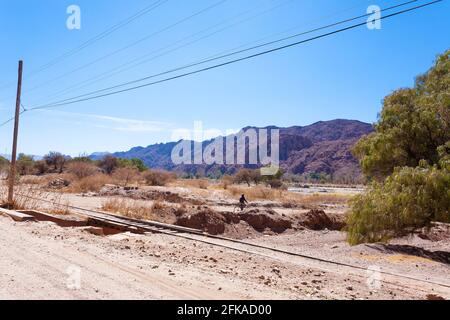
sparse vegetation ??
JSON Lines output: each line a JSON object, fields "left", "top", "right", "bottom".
{"left": 102, "top": 198, "right": 163, "bottom": 220}
{"left": 68, "top": 174, "right": 113, "bottom": 193}
{"left": 67, "top": 161, "right": 99, "bottom": 179}
{"left": 112, "top": 167, "right": 139, "bottom": 187}
{"left": 143, "top": 170, "right": 175, "bottom": 186}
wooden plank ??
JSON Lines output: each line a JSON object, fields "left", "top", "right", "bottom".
{"left": 17, "top": 210, "right": 86, "bottom": 227}
{"left": 0, "top": 208, "right": 35, "bottom": 222}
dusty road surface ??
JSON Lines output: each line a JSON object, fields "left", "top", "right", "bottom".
{"left": 1, "top": 213, "right": 449, "bottom": 300}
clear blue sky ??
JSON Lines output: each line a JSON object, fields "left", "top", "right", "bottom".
{"left": 0, "top": 0, "right": 448, "bottom": 156}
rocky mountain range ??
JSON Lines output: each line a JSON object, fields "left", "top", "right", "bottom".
{"left": 91, "top": 119, "right": 373, "bottom": 182}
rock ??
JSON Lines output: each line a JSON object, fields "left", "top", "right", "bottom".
{"left": 79, "top": 226, "right": 104, "bottom": 236}
{"left": 176, "top": 209, "right": 226, "bottom": 235}
{"left": 346, "top": 286, "right": 353, "bottom": 291}
{"left": 48, "top": 178, "right": 71, "bottom": 189}
{"left": 299, "top": 209, "right": 346, "bottom": 231}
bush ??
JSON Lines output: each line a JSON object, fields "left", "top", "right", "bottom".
{"left": 143, "top": 170, "right": 174, "bottom": 186}
{"left": 118, "top": 158, "right": 147, "bottom": 172}
{"left": 348, "top": 49, "right": 450, "bottom": 244}
{"left": 17, "top": 154, "right": 35, "bottom": 175}
{"left": 220, "top": 175, "right": 234, "bottom": 189}
{"left": 112, "top": 167, "right": 139, "bottom": 187}
{"left": 347, "top": 165, "right": 450, "bottom": 245}
{"left": 44, "top": 151, "right": 69, "bottom": 173}
{"left": 33, "top": 160, "right": 49, "bottom": 175}
{"left": 69, "top": 174, "right": 113, "bottom": 193}
{"left": 233, "top": 169, "right": 261, "bottom": 186}
{"left": 100, "top": 155, "right": 118, "bottom": 174}
{"left": 266, "top": 179, "right": 284, "bottom": 189}
{"left": 67, "top": 161, "right": 99, "bottom": 179}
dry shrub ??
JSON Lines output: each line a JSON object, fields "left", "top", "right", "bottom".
{"left": 172, "top": 179, "right": 209, "bottom": 189}
{"left": 174, "top": 202, "right": 188, "bottom": 216}
{"left": 227, "top": 185, "right": 351, "bottom": 205}
{"left": 48, "top": 200, "right": 71, "bottom": 215}
{"left": 19, "top": 175, "right": 45, "bottom": 185}
{"left": 283, "top": 192, "right": 351, "bottom": 207}
{"left": 143, "top": 170, "right": 175, "bottom": 186}
{"left": 112, "top": 167, "right": 139, "bottom": 187}
{"left": 68, "top": 174, "right": 113, "bottom": 193}
{"left": 227, "top": 185, "right": 281, "bottom": 201}
{"left": 67, "top": 161, "right": 99, "bottom": 179}
{"left": 102, "top": 198, "right": 154, "bottom": 220}
{"left": 151, "top": 199, "right": 165, "bottom": 210}
{"left": 19, "top": 174, "right": 65, "bottom": 186}
{"left": 220, "top": 175, "right": 234, "bottom": 190}
{"left": 4, "top": 184, "right": 71, "bottom": 214}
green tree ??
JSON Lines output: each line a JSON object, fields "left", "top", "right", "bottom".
{"left": 348, "top": 50, "right": 450, "bottom": 244}
{"left": 353, "top": 50, "right": 450, "bottom": 180}
{"left": 17, "top": 154, "right": 35, "bottom": 175}
{"left": 44, "top": 151, "right": 69, "bottom": 173}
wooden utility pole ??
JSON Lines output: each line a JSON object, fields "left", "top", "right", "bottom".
{"left": 8, "top": 60, "right": 23, "bottom": 206}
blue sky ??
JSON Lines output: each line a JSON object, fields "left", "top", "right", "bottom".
{"left": 0, "top": 0, "right": 448, "bottom": 156}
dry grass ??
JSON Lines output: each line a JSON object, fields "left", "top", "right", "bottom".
{"left": 111, "top": 167, "right": 139, "bottom": 187}
{"left": 143, "top": 170, "right": 175, "bottom": 186}
{"left": 226, "top": 185, "right": 352, "bottom": 206}
{"left": 227, "top": 185, "right": 283, "bottom": 201}
{"left": 1, "top": 184, "right": 72, "bottom": 215}
{"left": 67, "top": 174, "right": 113, "bottom": 193}
{"left": 19, "top": 174, "right": 67, "bottom": 186}
{"left": 67, "top": 161, "right": 99, "bottom": 179}
{"left": 282, "top": 192, "right": 352, "bottom": 206}
{"left": 47, "top": 200, "right": 71, "bottom": 215}
{"left": 169, "top": 179, "right": 210, "bottom": 190}
{"left": 102, "top": 198, "right": 156, "bottom": 220}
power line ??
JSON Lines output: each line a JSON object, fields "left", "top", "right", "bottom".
{"left": 28, "top": 0, "right": 293, "bottom": 104}
{"left": 0, "top": 0, "right": 442, "bottom": 127}
{"left": 30, "top": 0, "right": 170, "bottom": 75}
{"left": 28, "top": 0, "right": 438, "bottom": 111}
{"left": 44, "top": 0, "right": 421, "bottom": 105}
{"left": 22, "top": 0, "right": 229, "bottom": 99}
{"left": 0, "top": 0, "right": 169, "bottom": 93}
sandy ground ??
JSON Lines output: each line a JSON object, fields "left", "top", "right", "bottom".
{"left": 1, "top": 183, "right": 449, "bottom": 300}
{"left": 1, "top": 212, "right": 449, "bottom": 300}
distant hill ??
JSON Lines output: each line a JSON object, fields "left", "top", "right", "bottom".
{"left": 91, "top": 119, "right": 373, "bottom": 181}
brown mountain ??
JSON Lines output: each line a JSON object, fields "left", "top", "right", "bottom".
{"left": 91, "top": 119, "right": 373, "bottom": 181}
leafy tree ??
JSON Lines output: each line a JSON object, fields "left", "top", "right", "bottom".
{"left": 347, "top": 159, "right": 449, "bottom": 245}
{"left": 100, "top": 155, "right": 118, "bottom": 174}
{"left": 117, "top": 158, "right": 147, "bottom": 172}
{"left": 0, "top": 156, "right": 9, "bottom": 175}
{"left": 233, "top": 169, "right": 261, "bottom": 186}
{"left": 353, "top": 50, "right": 450, "bottom": 180}
{"left": 33, "top": 160, "right": 49, "bottom": 175}
{"left": 44, "top": 151, "right": 69, "bottom": 173}
{"left": 17, "top": 154, "right": 35, "bottom": 175}
{"left": 348, "top": 50, "right": 450, "bottom": 244}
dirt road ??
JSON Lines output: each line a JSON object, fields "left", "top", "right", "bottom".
{"left": 1, "top": 214, "right": 449, "bottom": 300}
